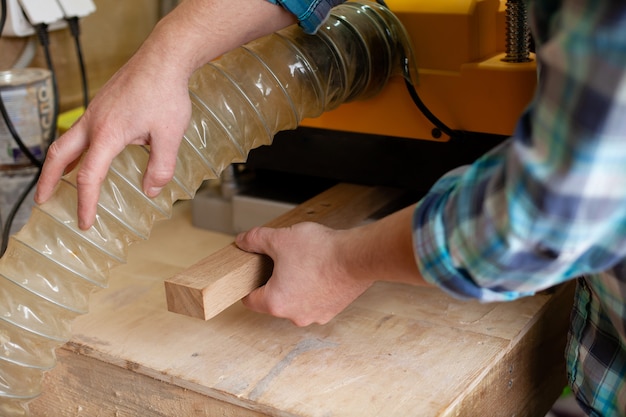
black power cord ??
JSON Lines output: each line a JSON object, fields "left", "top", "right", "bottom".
{"left": 0, "top": 170, "right": 39, "bottom": 255}
{"left": 0, "top": 0, "right": 5, "bottom": 34}
{"left": 66, "top": 16, "right": 89, "bottom": 109}
{"left": 370, "top": 0, "right": 458, "bottom": 139}
{"left": 0, "top": 0, "right": 63, "bottom": 256}
{"left": 0, "top": 0, "right": 43, "bottom": 168}
{"left": 0, "top": 99, "right": 44, "bottom": 167}
{"left": 33, "top": 23, "right": 60, "bottom": 139}
{"left": 376, "top": 0, "right": 508, "bottom": 143}
{"left": 0, "top": 3, "right": 90, "bottom": 256}
{"left": 0, "top": 0, "right": 43, "bottom": 256}
{"left": 401, "top": 56, "right": 456, "bottom": 140}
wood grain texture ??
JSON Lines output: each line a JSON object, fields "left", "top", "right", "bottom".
{"left": 28, "top": 201, "right": 574, "bottom": 416}
{"left": 440, "top": 284, "right": 574, "bottom": 416}
{"left": 165, "top": 183, "right": 403, "bottom": 320}
{"left": 30, "top": 346, "right": 269, "bottom": 417}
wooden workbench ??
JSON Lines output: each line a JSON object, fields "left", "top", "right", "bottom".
{"left": 30, "top": 200, "right": 574, "bottom": 416}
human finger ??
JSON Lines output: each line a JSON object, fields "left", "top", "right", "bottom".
{"left": 235, "top": 226, "right": 278, "bottom": 257}
{"left": 242, "top": 284, "right": 315, "bottom": 327}
{"left": 241, "top": 285, "right": 272, "bottom": 316}
{"left": 142, "top": 133, "right": 183, "bottom": 198}
{"left": 35, "top": 122, "right": 89, "bottom": 204}
{"left": 74, "top": 135, "right": 127, "bottom": 230}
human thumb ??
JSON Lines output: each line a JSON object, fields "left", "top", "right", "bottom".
{"left": 241, "top": 284, "right": 271, "bottom": 315}
{"left": 235, "top": 226, "right": 276, "bottom": 256}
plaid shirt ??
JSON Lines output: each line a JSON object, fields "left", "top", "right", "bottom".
{"left": 414, "top": 0, "right": 626, "bottom": 415}
{"left": 271, "top": 0, "right": 626, "bottom": 415}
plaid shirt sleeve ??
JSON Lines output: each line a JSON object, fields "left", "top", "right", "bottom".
{"left": 414, "top": 1, "right": 626, "bottom": 413}
{"left": 412, "top": 0, "right": 626, "bottom": 303}
{"left": 265, "top": 0, "right": 346, "bottom": 33}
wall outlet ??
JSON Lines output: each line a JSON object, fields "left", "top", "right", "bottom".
{"left": 1, "top": 0, "right": 96, "bottom": 37}
{"left": 1, "top": 0, "right": 66, "bottom": 37}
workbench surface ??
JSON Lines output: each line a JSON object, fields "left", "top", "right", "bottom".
{"left": 31, "top": 200, "right": 573, "bottom": 416}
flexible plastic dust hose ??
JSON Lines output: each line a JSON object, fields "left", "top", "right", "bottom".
{"left": 0, "top": 1, "right": 414, "bottom": 414}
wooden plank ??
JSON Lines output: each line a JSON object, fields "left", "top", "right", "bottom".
{"left": 31, "top": 347, "right": 269, "bottom": 417}
{"left": 30, "top": 286, "right": 573, "bottom": 417}
{"left": 441, "top": 283, "right": 574, "bottom": 416}
{"left": 164, "top": 183, "right": 403, "bottom": 320}
{"left": 28, "top": 201, "right": 572, "bottom": 416}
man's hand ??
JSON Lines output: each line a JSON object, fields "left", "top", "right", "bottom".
{"left": 35, "top": 54, "right": 191, "bottom": 230}
{"left": 34, "top": 0, "right": 297, "bottom": 230}
{"left": 235, "top": 206, "right": 425, "bottom": 326}
{"left": 235, "top": 222, "right": 375, "bottom": 326}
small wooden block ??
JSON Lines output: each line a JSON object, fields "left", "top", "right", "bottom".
{"left": 165, "top": 183, "right": 403, "bottom": 320}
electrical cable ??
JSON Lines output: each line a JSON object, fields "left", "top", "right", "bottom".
{"left": 372, "top": 0, "right": 459, "bottom": 139}
{"left": 0, "top": 1, "right": 89, "bottom": 256}
{"left": 0, "top": 2, "right": 59, "bottom": 161}
{"left": 0, "top": 99, "right": 44, "bottom": 167}
{"left": 0, "top": 6, "right": 61, "bottom": 256}
{"left": 401, "top": 56, "right": 456, "bottom": 139}
{"left": 0, "top": 0, "right": 5, "bottom": 36}
{"left": 0, "top": 167, "right": 38, "bottom": 254}
{"left": 0, "top": 0, "right": 42, "bottom": 255}
{"left": 0, "top": 0, "right": 43, "bottom": 167}
{"left": 33, "top": 23, "right": 60, "bottom": 140}
{"left": 66, "top": 16, "right": 89, "bottom": 108}
{"left": 1, "top": 0, "right": 503, "bottom": 255}
{"left": 401, "top": 56, "right": 507, "bottom": 141}
{"left": 1, "top": 0, "right": 6, "bottom": 255}
{"left": 376, "top": 0, "right": 508, "bottom": 142}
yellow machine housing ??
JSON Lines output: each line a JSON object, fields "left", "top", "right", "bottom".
{"left": 300, "top": 0, "right": 537, "bottom": 141}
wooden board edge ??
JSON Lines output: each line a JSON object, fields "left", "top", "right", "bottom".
{"left": 165, "top": 183, "right": 406, "bottom": 320}
{"left": 440, "top": 282, "right": 576, "bottom": 416}
{"left": 29, "top": 346, "right": 271, "bottom": 417}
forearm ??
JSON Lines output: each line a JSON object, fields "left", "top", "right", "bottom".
{"left": 337, "top": 204, "right": 427, "bottom": 287}
{"left": 136, "top": 0, "right": 297, "bottom": 81}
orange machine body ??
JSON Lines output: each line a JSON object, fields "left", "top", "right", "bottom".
{"left": 300, "top": 0, "right": 537, "bottom": 141}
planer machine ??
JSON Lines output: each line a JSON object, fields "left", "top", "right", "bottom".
{"left": 191, "top": 0, "right": 537, "bottom": 234}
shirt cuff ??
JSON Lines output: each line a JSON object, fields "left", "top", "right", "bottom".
{"left": 266, "top": 0, "right": 343, "bottom": 34}
{"left": 412, "top": 167, "right": 535, "bottom": 303}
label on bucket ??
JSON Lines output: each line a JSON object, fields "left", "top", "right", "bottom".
{"left": 0, "top": 69, "right": 54, "bottom": 168}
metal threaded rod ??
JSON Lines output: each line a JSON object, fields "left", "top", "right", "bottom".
{"left": 0, "top": 2, "right": 413, "bottom": 415}
{"left": 502, "top": 0, "right": 531, "bottom": 63}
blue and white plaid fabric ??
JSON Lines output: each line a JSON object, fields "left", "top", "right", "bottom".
{"left": 414, "top": 1, "right": 626, "bottom": 415}
{"left": 269, "top": 0, "right": 626, "bottom": 414}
